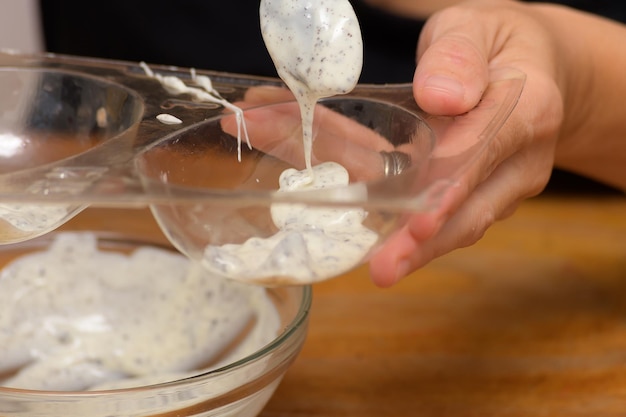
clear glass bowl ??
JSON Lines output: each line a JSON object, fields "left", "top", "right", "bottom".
{"left": 0, "top": 65, "right": 144, "bottom": 243}
{"left": 0, "top": 53, "right": 525, "bottom": 285}
{"left": 0, "top": 222, "right": 311, "bottom": 417}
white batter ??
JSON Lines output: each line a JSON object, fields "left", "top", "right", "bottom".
{"left": 156, "top": 113, "right": 183, "bottom": 125}
{"left": 203, "top": 162, "right": 377, "bottom": 283}
{"left": 141, "top": 62, "right": 251, "bottom": 161}
{"left": 0, "top": 232, "right": 280, "bottom": 391}
{"left": 260, "top": 0, "right": 363, "bottom": 176}
{"left": 200, "top": 0, "right": 375, "bottom": 284}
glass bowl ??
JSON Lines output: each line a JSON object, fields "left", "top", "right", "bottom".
{"left": 0, "top": 53, "right": 525, "bottom": 286}
{"left": 0, "top": 66, "right": 144, "bottom": 243}
{"left": 0, "top": 220, "right": 311, "bottom": 417}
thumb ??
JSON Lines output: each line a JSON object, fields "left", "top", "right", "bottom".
{"left": 413, "top": 7, "right": 492, "bottom": 115}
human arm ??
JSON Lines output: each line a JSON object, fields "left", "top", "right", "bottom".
{"left": 537, "top": 4, "right": 626, "bottom": 190}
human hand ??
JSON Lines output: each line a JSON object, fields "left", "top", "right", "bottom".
{"left": 369, "top": 0, "right": 566, "bottom": 286}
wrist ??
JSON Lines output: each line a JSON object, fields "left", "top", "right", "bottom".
{"left": 531, "top": 4, "right": 626, "bottom": 190}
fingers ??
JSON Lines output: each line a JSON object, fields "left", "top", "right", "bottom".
{"left": 369, "top": 85, "right": 560, "bottom": 287}
{"left": 413, "top": 5, "right": 492, "bottom": 115}
{"left": 241, "top": 85, "right": 296, "bottom": 105}
{"left": 369, "top": 136, "right": 555, "bottom": 287}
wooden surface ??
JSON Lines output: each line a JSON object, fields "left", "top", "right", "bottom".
{"left": 62, "top": 194, "right": 626, "bottom": 416}
{"left": 260, "top": 194, "right": 626, "bottom": 417}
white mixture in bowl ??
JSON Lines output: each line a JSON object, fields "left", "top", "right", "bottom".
{"left": 202, "top": 162, "right": 378, "bottom": 283}
{"left": 260, "top": 0, "right": 363, "bottom": 176}
{"left": 0, "top": 232, "right": 280, "bottom": 391}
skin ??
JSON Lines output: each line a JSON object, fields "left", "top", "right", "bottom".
{"left": 369, "top": 0, "right": 626, "bottom": 286}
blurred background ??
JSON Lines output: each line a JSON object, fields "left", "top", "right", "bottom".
{"left": 0, "top": 0, "right": 42, "bottom": 53}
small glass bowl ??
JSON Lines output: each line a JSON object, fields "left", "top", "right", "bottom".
{"left": 0, "top": 55, "right": 525, "bottom": 286}
{"left": 0, "top": 225, "right": 311, "bottom": 417}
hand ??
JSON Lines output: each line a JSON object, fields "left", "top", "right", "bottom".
{"left": 369, "top": 0, "right": 565, "bottom": 286}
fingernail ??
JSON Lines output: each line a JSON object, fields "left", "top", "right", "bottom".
{"left": 423, "top": 75, "right": 465, "bottom": 99}
{"left": 394, "top": 259, "right": 412, "bottom": 284}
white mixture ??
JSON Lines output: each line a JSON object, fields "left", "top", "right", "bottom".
{"left": 0, "top": 203, "right": 77, "bottom": 242}
{"left": 0, "top": 232, "right": 279, "bottom": 391}
{"left": 260, "top": 0, "right": 363, "bottom": 176}
{"left": 203, "top": 162, "right": 377, "bottom": 283}
{"left": 200, "top": 0, "right": 375, "bottom": 284}
{"left": 141, "top": 63, "right": 251, "bottom": 161}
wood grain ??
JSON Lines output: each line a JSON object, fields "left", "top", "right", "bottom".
{"left": 261, "top": 195, "right": 626, "bottom": 417}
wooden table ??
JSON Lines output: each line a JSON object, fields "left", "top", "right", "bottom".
{"left": 260, "top": 194, "right": 626, "bottom": 417}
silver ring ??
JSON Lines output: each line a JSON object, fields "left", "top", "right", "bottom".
{"left": 381, "top": 151, "right": 411, "bottom": 176}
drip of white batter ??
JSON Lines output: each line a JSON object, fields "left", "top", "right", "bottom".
{"left": 199, "top": 0, "right": 374, "bottom": 284}
{"left": 0, "top": 232, "right": 279, "bottom": 391}
{"left": 156, "top": 113, "right": 183, "bottom": 125}
{"left": 140, "top": 62, "right": 251, "bottom": 161}
{"left": 260, "top": 0, "right": 363, "bottom": 178}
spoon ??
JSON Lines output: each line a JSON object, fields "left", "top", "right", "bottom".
{"left": 260, "top": 0, "right": 363, "bottom": 175}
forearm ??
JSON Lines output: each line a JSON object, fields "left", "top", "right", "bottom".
{"left": 533, "top": 3, "right": 626, "bottom": 191}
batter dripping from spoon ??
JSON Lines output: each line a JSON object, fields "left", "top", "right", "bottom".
{"left": 200, "top": 0, "right": 376, "bottom": 284}
{"left": 260, "top": 0, "right": 363, "bottom": 180}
